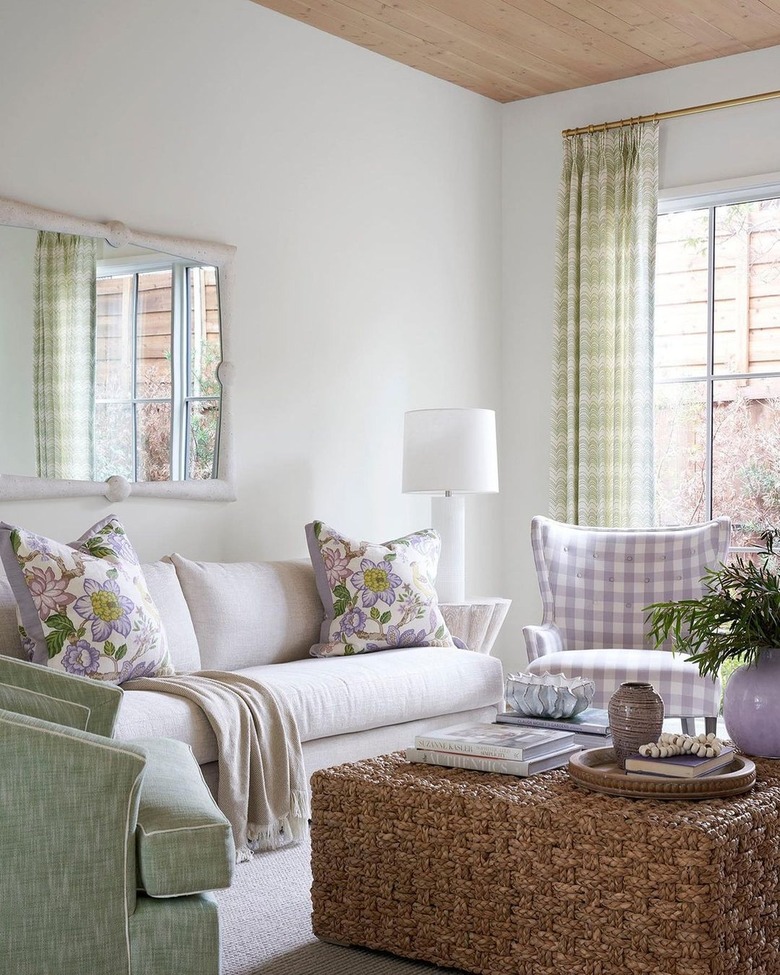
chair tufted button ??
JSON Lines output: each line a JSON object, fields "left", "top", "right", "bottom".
{"left": 644, "top": 577, "right": 650, "bottom": 583}
{"left": 676, "top": 576, "right": 682, "bottom": 581}
{"left": 626, "top": 555, "right": 633, "bottom": 562}
{"left": 563, "top": 546, "right": 568, "bottom": 552}
{"left": 609, "top": 576, "right": 614, "bottom": 582}
{"left": 626, "top": 602, "right": 632, "bottom": 608}
{"left": 593, "top": 553, "right": 598, "bottom": 558}
{"left": 577, "top": 572, "right": 583, "bottom": 578}
{"left": 661, "top": 555, "right": 667, "bottom": 560}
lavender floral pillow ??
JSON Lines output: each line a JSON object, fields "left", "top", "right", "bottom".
{"left": 305, "top": 520, "right": 457, "bottom": 657}
{"left": 0, "top": 515, "right": 173, "bottom": 684}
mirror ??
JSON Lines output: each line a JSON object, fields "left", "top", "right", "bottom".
{"left": 0, "top": 196, "right": 235, "bottom": 501}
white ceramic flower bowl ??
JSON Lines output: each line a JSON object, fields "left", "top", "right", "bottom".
{"left": 505, "top": 672, "right": 595, "bottom": 719}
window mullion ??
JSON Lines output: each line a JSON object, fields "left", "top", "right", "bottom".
{"left": 170, "top": 265, "right": 187, "bottom": 480}
{"left": 131, "top": 274, "right": 139, "bottom": 482}
{"left": 705, "top": 206, "right": 716, "bottom": 521}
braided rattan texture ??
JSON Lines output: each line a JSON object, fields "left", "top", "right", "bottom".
{"left": 310, "top": 752, "right": 780, "bottom": 975}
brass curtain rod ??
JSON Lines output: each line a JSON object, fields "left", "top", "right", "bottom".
{"left": 562, "top": 87, "right": 780, "bottom": 138}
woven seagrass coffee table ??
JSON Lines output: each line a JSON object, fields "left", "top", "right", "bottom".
{"left": 310, "top": 752, "right": 780, "bottom": 975}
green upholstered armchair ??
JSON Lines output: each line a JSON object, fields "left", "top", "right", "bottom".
{"left": 0, "top": 658, "right": 234, "bottom": 975}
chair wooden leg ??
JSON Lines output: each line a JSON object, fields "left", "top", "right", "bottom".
{"left": 705, "top": 716, "right": 718, "bottom": 736}
{"left": 681, "top": 717, "right": 696, "bottom": 736}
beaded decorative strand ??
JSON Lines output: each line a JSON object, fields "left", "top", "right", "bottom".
{"left": 637, "top": 732, "right": 725, "bottom": 759}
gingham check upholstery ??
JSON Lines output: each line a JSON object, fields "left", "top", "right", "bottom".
{"left": 523, "top": 516, "right": 731, "bottom": 718}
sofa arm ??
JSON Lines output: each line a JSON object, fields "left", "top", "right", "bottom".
{"left": 522, "top": 623, "right": 564, "bottom": 662}
{"left": 0, "top": 708, "right": 147, "bottom": 975}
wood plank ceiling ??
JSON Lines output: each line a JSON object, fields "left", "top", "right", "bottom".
{"left": 248, "top": 0, "right": 780, "bottom": 103}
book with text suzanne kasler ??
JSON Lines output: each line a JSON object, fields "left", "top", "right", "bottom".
{"left": 497, "top": 707, "right": 610, "bottom": 736}
{"left": 624, "top": 747, "right": 735, "bottom": 779}
{"left": 414, "top": 722, "right": 574, "bottom": 761}
{"left": 405, "top": 744, "right": 579, "bottom": 777}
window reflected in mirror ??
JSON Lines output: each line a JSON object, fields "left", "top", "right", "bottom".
{"left": 0, "top": 194, "right": 234, "bottom": 502}
{"left": 93, "top": 256, "right": 221, "bottom": 482}
{"left": 0, "top": 223, "right": 223, "bottom": 485}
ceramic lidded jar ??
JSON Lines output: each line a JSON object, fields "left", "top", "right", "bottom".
{"left": 608, "top": 681, "right": 665, "bottom": 770}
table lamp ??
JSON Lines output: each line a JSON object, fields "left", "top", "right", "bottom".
{"left": 402, "top": 408, "right": 498, "bottom": 603}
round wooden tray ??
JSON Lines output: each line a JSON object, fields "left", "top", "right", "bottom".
{"left": 568, "top": 746, "right": 756, "bottom": 799}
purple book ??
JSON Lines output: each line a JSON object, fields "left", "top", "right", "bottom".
{"left": 624, "top": 747, "right": 735, "bottom": 779}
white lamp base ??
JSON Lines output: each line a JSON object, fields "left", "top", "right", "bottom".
{"left": 431, "top": 494, "right": 465, "bottom": 603}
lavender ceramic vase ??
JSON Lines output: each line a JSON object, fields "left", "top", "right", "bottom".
{"left": 722, "top": 649, "right": 780, "bottom": 758}
{"left": 608, "top": 681, "right": 665, "bottom": 770}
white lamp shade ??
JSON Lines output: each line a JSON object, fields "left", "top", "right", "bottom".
{"left": 402, "top": 408, "right": 499, "bottom": 495}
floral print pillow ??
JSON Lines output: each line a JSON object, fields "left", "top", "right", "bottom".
{"left": 0, "top": 515, "right": 173, "bottom": 684}
{"left": 305, "top": 520, "right": 457, "bottom": 657}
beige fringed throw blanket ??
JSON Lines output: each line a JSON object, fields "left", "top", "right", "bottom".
{"left": 129, "top": 671, "right": 310, "bottom": 861}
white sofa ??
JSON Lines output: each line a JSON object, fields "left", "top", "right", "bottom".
{"left": 0, "top": 554, "right": 505, "bottom": 791}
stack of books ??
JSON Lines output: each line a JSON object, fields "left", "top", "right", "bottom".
{"left": 406, "top": 721, "right": 579, "bottom": 777}
{"left": 496, "top": 706, "right": 612, "bottom": 751}
{"left": 624, "top": 747, "right": 735, "bottom": 779}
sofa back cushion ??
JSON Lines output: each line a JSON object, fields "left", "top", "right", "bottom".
{"left": 140, "top": 560, "right": 201, "bottom": 673}
{"left": 170, "top": 555, "right": 323, "bottom": 670}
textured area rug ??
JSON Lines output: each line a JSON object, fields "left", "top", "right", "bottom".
{"left": 216, "top": 838, "right": 461, "bottom": 975}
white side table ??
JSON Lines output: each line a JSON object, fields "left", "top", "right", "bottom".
{"left": 439, "top": 597, "right": 511, "bottom": 656}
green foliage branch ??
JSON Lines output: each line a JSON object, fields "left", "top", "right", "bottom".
{"left": 645, "top": 530, "right": 780, "bottom": 679}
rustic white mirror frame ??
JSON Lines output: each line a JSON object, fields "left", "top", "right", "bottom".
{"left": 0, "top": 195, "right": 236, "bottom": 502}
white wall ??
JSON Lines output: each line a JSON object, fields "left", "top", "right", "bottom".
{"left": 0, "top": 226, "right": 35, "bottom": 475}
{"left": 502, "top": 45, "right": 780, "bottom": 671}
{"left": 0, "top": 0, "right": 503, "bottom": 598}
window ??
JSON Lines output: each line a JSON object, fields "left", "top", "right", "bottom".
{"left": 654, "top": 184, "right": 780, "bottom": 547}
{"left": 94, "top": 256, "right": 221, "bottom": 482}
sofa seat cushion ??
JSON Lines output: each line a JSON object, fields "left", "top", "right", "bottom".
{"left": 115, "top": 690, "right": 219, "bottom": 764}
{"left": 114, "top": 650, "right": 504, "bottom": 765}
{"left": 134, "top": 737, "right": 234, "bottom": 897}
{"left": 236, "top": 647, "right": 504, "bottom": 742}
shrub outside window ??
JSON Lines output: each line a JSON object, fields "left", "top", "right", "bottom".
{"left": 655, "top": 188, "right": 780, "bottom": 549}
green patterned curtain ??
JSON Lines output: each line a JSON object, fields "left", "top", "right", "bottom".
{"left": 34, "top": 232, "right": 97, "bottom": 479}
{"left": 550, "top": 122, "right": 659, "bottom": 527}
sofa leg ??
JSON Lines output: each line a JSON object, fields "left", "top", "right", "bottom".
{"left": 705, "top": 716, "right": 718, "bottom": 736}
{"left": 681, "top": 717, "right": 696, "bottom": 736}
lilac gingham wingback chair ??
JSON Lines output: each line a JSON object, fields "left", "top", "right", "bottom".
{"left": 523, "top": 516, "right": 732, "bottom": 736}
